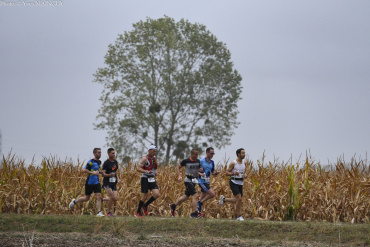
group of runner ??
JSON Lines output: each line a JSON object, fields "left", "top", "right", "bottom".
{"left": 69, "top": 147, "right": 119, "bottom": 217}
{"left": 69, "top": 145, "right": 248, "bottom": 221}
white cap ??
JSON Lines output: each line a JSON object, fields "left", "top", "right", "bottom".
{"left": 148, "top": 145, "right": 157, "bottom": 150}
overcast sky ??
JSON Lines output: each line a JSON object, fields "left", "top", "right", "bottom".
{"left": 1, "top": 0, "right": 369, "bottom": 166}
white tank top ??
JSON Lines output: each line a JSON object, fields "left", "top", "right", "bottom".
{"left": 231, "top": 159, "right": 245, "bottom": 185}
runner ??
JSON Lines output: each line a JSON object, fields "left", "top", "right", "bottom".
{"left": 169, "top": 149, "right": 205, "bottom": 218}
{"left": 219, "top": 148, "right": 247, "bottom": 221}
{"left": 69, "top": 148, "right": 107, "bottom": 216}
{"left": 101, "top": 148, "right": 120, "bottom": 217}
{"left": 135, "top": 145, "right": 160, "bottom": 218}
{"left": 197, "top": 147, "right": 220, "bottom": 214}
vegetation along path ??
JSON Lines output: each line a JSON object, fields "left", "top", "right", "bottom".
{"left": 0, "top": 214, "right": 369, "bottom": 246}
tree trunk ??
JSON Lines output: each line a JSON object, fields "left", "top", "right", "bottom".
{"left": 165, "top": 116, "right": 176, "bottom": 164}
{"left": 154, "top": 121, "right": 159, "bottom": 149}
{"left": 165, "top": 134, "right": 172, "bottom": 164}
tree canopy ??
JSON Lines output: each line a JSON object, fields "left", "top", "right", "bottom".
{"left": 94, "top": 16, "right": 242, "bottom": 163}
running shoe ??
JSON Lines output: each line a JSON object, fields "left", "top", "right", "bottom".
{"left": 106, "top": 212, "right": 116, "bottom": 217}
{"left": 69, "top": 199, "right": 76, "bottom": 209}
{"left": 134, "top": 212, "right": 143, "bottom": 218}
{"left": 190, "top": 212, "right": 198, "bottom": 218}
{"left": 169, "top": 203, "right": 176, "bottom": 217}
{"left": 236, "top": 216, "right": 244, "bottom": 221}
{"left": 219, "top": 195, "right": 225, "bottom": 207}
{"left": 197, "top": 201, "right": 202, "bottom": 212}
{"left": 142, "top": 205, "right": 149, "bottom": 216}
{"left": 96, "top": 211, "right": 105, "bottom": 217}
{"left": 196, "top": 212, "right": 205, "bottom": 218}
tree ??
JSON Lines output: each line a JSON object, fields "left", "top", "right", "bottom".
{"left": 94, "top": 16, "right": 242, "bottom": 163}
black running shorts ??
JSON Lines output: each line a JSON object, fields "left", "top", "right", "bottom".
{"left": 85, "top": 183, "right": 101, "bottom": 195}
{"left": 229, "top": 180, "right": 243, "bottom": 197}
{"left": 184, "top": 182, "right": 197, "bottom": 197}
{"left": 103, "top": 183, "right": 117, "bottom": 191}
{"left": 141, "top": 177, "right": 159, "bottom": 193}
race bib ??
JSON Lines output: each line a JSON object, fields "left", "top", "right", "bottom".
{"left": 235, "top": 172, "right": 244, "bottom": 179}
{"left": 148, "top": 177, "right": 155, "bottom": 183}
{"left": 109, "top": 177, "right": 116, "bottom": 183}
{"left": 201, "top": 176, "right": 210, "bottom": 183}
{"left": 192, "top": 178, "right": 198, "bottom": 183}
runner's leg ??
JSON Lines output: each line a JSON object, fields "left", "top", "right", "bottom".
{"left": 95, "top": 193, "right": 102, "bottom": 212}
{"left": 137, "top": 192, "right": 150, "bottom": 213}
{"left": 200, "top": 188, "right": 215, "bottom": 204}
{"left": 192, "top": 193, "right": 199, "bottom": 212}
{"left": 75, "top": 195, "right": 91, "bottom": 204}
{"left": 144, "top": 189, "right": 160, "bottom": 206}
{"left": 112, "top": 191, "right": 118, "bottom": 213}
{"left": 175, "top": 194, "right": 188, "bottom": 207}
{"left": 225, "top": 198, "right": 236, "bottom": 203}
{"left": 199, "top": 192, "right": 206, "bottom": 202}
{"left": 235, "top": 194, "right": 242, "bottom": 216}
{"left": 105, "top": 188, "right": 116, "bottom": 213}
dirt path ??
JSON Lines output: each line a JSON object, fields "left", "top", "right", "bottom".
{"left": 0, "top": 231, "right": 321, "bottom": 247}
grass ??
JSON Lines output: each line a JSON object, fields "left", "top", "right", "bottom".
{"left": 0, "top": 213, "right": 369, "bottom": 246}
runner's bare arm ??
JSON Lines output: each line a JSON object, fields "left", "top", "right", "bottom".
{"left": 83, "top": 163, "right": 99, "bottom": 175}
{"left": 153, "top": 156, "right": 159, "bottom": 176}
{"left": 212, "top": 166, "right": 221, "bottom": 175}
{"left": 116, "top": 166, "right": 120, "bottom": 183}
{"left": 197, "top": 166, "right": 204, "bottom": 176}
{"left": 101, "top": 169, "right": 107, "bottom": 177}
{"left": 137, "top": 157, "right": 152, "bottom": 174}
{"left": 176, "top": 164, "right": 182, "bottom": 182}
{"left": 101, "top": 170, "right": 114, "bottom": 177}
{"left": 243, "top": 160, "right": 248, "bottom": 178}
{"left": 83, "top": 168, "right": 99, "bottom": 175}
{"left": 212, "top": 170, "right": 220, "bottom": 175}
{"left": 225, "top": 161, "right": 237, "bottom": 176}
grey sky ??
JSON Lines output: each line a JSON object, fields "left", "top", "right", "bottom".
{"left": 1, "top": 0, "right": 369, "bottom": 165}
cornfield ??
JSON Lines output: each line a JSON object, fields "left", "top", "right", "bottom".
{"left": 1, "top": 153, "right": 369, "bottom": 223}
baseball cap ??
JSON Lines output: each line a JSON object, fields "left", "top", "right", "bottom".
{"left": 148, "top": 145, "right": 157, "bottom": 150}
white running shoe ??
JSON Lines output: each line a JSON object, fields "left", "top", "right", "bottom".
{"left": 236, "top": 216, "right": 244, "bottom": 221}
{"left": 69, "top": 199, "right": 76, "bottom": 209}
{"left": 219, "top": 195, "right": 225, "bottom": 207}
{"left": 96, "top": 211, "right": 105, "bottom": 217}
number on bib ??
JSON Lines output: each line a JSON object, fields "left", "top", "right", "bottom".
{"left": 109, "top": 177, "right": 116, "bottom": 183}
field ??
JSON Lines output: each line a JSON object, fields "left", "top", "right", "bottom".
{"left": 1, "top": 153, "right": 369, "bottom": 223}
{"left": 1, "top": 153, "right": 370, "bottom": 246}
{"left": 0, "top": 214, "right": 369, "bottom": 246}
